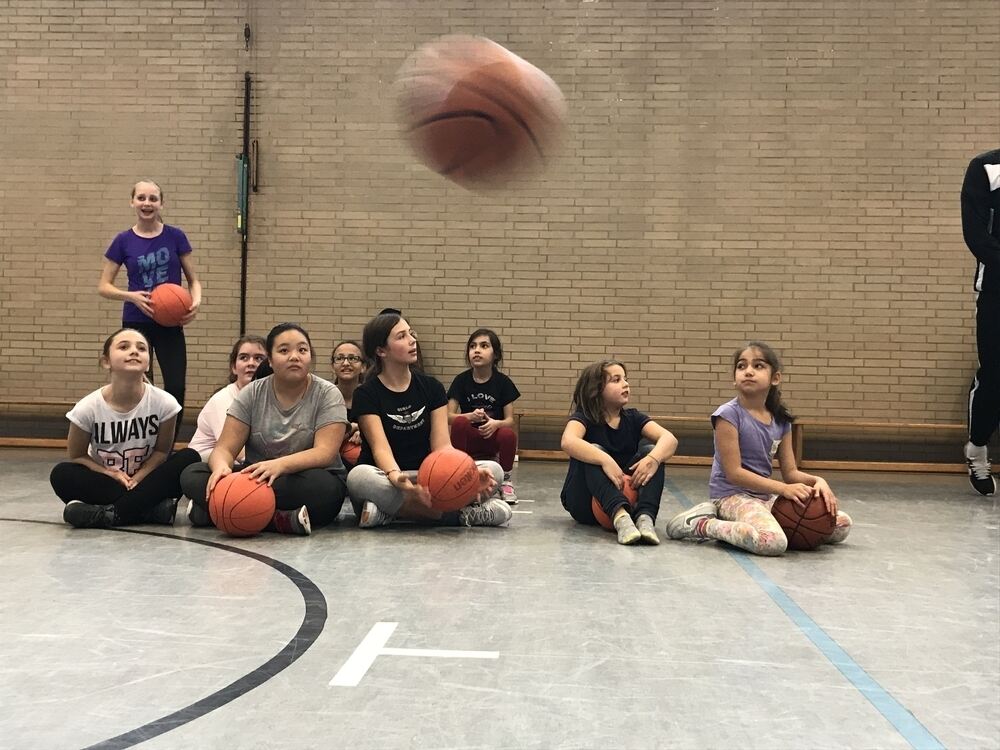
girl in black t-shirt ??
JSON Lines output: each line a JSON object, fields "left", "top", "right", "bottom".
{"left": 560, "top": 360, "right": 678, "bottom": 546}
{"left": 447, "top": 328, "right": 522, "bottom": 503}
{"left": 345, "top": 313, "right": 512, "bottom": 529}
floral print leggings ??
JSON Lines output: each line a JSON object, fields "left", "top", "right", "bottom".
{"left": 699, "top": 493, "right": 852, "bottom": 556}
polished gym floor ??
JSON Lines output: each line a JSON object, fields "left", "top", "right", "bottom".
{"left": 1, "top": 448, "right": 997, "bottom": 750}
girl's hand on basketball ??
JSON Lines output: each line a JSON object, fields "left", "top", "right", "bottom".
{"left": 783, "top": 482, "right": 813, "bottom": 505}
{"left": 130, "top": 291, "right": 154, "bottom": 317}
{"left": 206, "top": 466, "right": 232, "bottom": 496}
{"left": 397, "top": 475, "right": 432, "bottom": 507}
{"left": 349, "top": 428, "right": 362, "bottom": 445}
{"left": 813, "top": 479, "right": 838, "bottom": 515}
{"left": 475, "top": 466, "right": 497, "bottom": 501}
{"left": 178, "top": 299, "right": 200, "bottom": 326}
{"left": 629, "top": 455, "right": 659, "bottom": 487}
{"left": 244, "top": 459, "right": 286, "bottom": 487}
{"left": 602, "top": 459, "right": 625, "bottom": 490}
{"left": 477, "top": 419, "right": 499, "bottom": 438}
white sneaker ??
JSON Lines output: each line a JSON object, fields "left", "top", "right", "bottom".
{"left": 965, "top": 442, "right": 996, "bottom": 496}
{"left": 359, "top": 501, "right": 393, "bottom": 528}
{"left": 666, "top": 502, "right": 717, "bottom": 540}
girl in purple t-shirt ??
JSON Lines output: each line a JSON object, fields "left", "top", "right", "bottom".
{"left": 665, "top": 341, "right": 852, "bottom": 555}
{"left": 98, "top": 180, "right": 202, "bottom": 439}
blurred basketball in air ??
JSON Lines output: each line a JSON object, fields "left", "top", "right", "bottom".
{"left": 395, "top": 35, "right": 566, "bottom": 188}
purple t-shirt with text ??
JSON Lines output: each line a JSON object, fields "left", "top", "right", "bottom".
{"left": 708, "top": 398, "right": 790, "bottom": 500}
{"left": 104, "top": 225, "right": 191, "bottom": 323}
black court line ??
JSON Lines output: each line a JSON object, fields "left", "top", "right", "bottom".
{"left": 0, "top": 519, "right": 328, "bottom": 750}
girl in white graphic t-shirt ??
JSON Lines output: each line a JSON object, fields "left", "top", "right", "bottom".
{"left": 50, "top": 328, "right": 200, "bottom": 528}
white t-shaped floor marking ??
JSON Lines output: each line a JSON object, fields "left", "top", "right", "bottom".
{"left": 330, "top": 621, "right": 500, "bottom": 687}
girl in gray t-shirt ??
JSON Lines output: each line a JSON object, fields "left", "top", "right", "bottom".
{"left": 180, "top": 323, "right": 348, "bottom": 535}
{"left": 665, "top": 341, "right": 852, "bottom": 555}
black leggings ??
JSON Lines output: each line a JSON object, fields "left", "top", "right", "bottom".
{"left": 129, "top": 320, "right": 187, "bottom": 437}
{"left": 50, "top": 448, "right": 200, "bottom": 524}
{"left": 969, "top": 293, "right": 1000, "bottom": 446}
{"left": 180, "top": 462, "right": 347, "bottom": 529}
{"left": 560, "top": 443, "right": 666, "bottom": 524}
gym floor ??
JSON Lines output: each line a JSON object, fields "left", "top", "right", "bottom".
{"left": 2, "top": 447, "right": 997, "bottom": 750}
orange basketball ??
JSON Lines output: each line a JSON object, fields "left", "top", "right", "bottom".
{"left": 209, "top": 472, "right": 276, "bottom": 537}
{"left": 396, "top": 35, "right": 566, "bottom": 188}
{"left": 149, "top": 283, "right": 192, "bottom": 327}
{"left": 417, "top": 448, "right": 479, "bottom": 511}
{"left": 592, "top": 477, "right": 639, "bottom": 531}
{"left": 770, "top": 495, "right": 836, "bottom": 550}
{"left": 340, "top": 440, "right": 361, "bottom": 466}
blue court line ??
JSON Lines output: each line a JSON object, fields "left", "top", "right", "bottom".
{"left": 664, "top": 478, "right": 945, "bottom": 750}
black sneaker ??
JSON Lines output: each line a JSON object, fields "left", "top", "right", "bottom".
{"left": 63, "top": 500, "right": 116, "bottom": 529}
{"left": 142, "top": 498, "right": 179, "bottom": 525}
{"left": 965, "top": 442, "right": 996, "bottom": 496}
{"left": 187, "top": 499, "right": 213, "bottom": 527}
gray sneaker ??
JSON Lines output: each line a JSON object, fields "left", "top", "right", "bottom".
{"left": 666, "top": 502, "right": 717, "bottom": 540}
{"left": 459, "top": 498, "right": 512, "bottom": 527}
{"left": 359, "top": 501, "right": 393, "bottom": 529}
{"left": 63, "top": 500, "right": 116, "bottom": 529}
{"left": 635, "top": 514, "right": 660, "bottom": 545}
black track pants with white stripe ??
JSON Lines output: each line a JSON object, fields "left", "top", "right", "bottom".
{"left": 969, "top": 293, "right": 1000, "bottom": 446}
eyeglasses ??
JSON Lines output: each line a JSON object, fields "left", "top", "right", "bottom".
{"left": 333, "top": 354, "right": 363, "bottom": 364}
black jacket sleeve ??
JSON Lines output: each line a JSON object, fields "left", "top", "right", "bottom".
{"left": 961, "top": 154, "right": 1000, "bottom": 266}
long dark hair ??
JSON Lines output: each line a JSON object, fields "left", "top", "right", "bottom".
{"left": 464, "top": 328, "right": 503, "bottom": 369}
{"left": 362, "top": 312, "right": 403, "bottom": 377}
{"left": 733, "top": 341, "right": 795, "bottom": 424}
{"left": 227, "top": 335, "right": 267, "bottom": 383}
{"left": 570, "top": 359, "right": 626, "bottom": 425}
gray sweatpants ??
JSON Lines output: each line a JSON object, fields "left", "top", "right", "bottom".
{"left": 346, "top": 460, "right": 503, "bottom": 516}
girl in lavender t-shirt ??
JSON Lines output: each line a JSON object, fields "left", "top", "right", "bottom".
{"left": 665, "top": 341, "right": 852, "bottom": 556}
{"left": 98, "top": 180, "right": 203, "bottom": 439}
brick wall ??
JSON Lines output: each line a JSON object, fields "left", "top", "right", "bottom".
{"left": 1, "top": 1, "right": 997, "bottom": 429}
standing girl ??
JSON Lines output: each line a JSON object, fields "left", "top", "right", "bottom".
{"left": 98, "top": 180, "right": 202, "bottom": 436}
{"left": 180, "top": 323, "right": 349, "bottom": 536}
{"left": 50, "top": 328, "right": 200, "bottom": 528}
{"left": 665, "top": 341, "right": 852, "bottom": 555}
{"left": 447, "top": 328, "right": 521, "bottom": 503}
{"left": 560, "top": 360, "right": 678, "bottom": 545}
{"left": 346, "top": 313, "right": 511, "bottom": 529}
{"left": 186, "top": 335, "right": 268, "bottom": 461}
{"left": 331, "top": 339, "right": 366, "bottom": 470}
